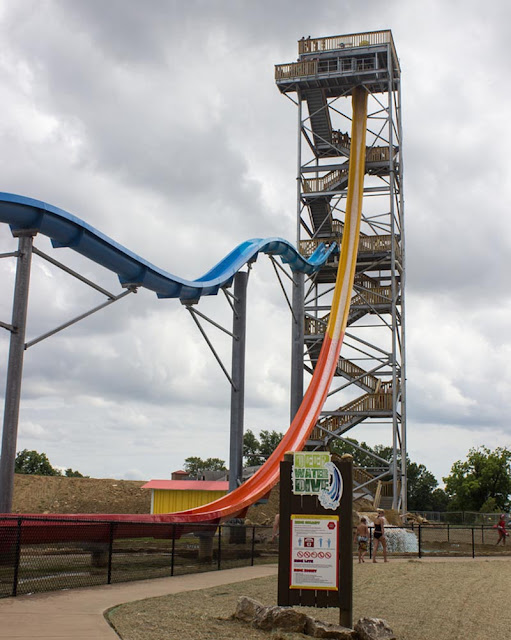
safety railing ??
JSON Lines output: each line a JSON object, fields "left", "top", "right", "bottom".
{"left": 351, "top": 285, "right": 392, "bottom": 307}
{"left": 366, "top": 146, "right": 392, "bottom": 162}
{"left": 297, "top": 30, "right": 400, "bottom": 72}
{"left": 0, "top": 517, "right": 277, "bottom": 599}
{"left": 302, "top": 169, "right": 347, "bottom": 193}
{"left": 332, "top": 130, "right": 351, "bottom": 149}
{"left": 337, "top": 358, "right": 380, "bottom": 391}
{"left": 300, "top": 233, "right": 398, "bottom": 259}
{"left": 275, "top": 59, "right": 317, "bottom": 80}
{"left": 310, "top": 391, "right": 394, "bottom": 440}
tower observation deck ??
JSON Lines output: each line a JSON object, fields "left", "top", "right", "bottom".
{"left": 275, "top": 30, "right": 406, "bottom": 512}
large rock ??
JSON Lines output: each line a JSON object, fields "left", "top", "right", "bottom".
{"left": 234, "top": 597, "right": 394, "bottom": 640}
{"left": 308, "top": 618, "right": 357, "bottom": 639}
{"left": 253, "top": 605, "right": 309, "bottom": 633}
{"left": 234, "top": 596, "right": 265, "bottom": 622}
{"left": 354, "top": 617, "right": 396, "bottom": 640}
{"left": 306, "top": 617, "right": 356, "bottom": 639}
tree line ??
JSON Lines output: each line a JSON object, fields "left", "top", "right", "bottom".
{"left": 185, "top": 431, "right": 511, "bottom": 514}
{"left": 15, "top": 436, "right": 511, "bottom": 514}
{"left": 14, "top": 449, "right": 85, "bottom": 477}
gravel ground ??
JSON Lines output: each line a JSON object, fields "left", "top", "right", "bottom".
{"left": 107, "top": 558, "right": 511, "bottom": 640}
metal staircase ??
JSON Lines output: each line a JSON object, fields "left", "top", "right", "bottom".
{"left": 276, "top": 30, "right": 406, "bottom": 513}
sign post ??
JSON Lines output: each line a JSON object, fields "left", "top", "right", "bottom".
{"left": 278, "top": 452, "right": 353, "bottom": 627}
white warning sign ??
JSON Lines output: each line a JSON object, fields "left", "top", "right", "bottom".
{"left": 290, "top": 514, "right": 339, "bottom": 590}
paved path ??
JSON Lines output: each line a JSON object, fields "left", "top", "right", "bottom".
{"left": 0, "top": 564, "right": 278, "bottom": 639}
{"left": 1, "top": 557, "right": 510, "bottom": 639}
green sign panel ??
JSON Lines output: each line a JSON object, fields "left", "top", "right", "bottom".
{"left": 292, "top": 452, "right": 331, "bottom": 495}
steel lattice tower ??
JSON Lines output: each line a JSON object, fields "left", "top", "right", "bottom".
{"left": 275, "top": 31, "right": 406, "bottom": 512}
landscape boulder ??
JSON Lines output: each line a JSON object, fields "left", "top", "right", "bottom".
{"left": 354, "top": 617, "right": 396, "bottom": 640}
{"left": 234, "top": 596, "right": 265, "bottom": 622}
{"left": 234, "top": 598, "right": 392, "bottom": 640}
{"left": 306, "top": 617, "right": 356, "bottom": 639}
{"left": 253, "top": 605, "right": 309, "bottom": 633}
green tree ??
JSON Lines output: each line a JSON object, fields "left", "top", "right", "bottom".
{"left": 443, "top": 446, "right": 511, "bottom": 512}
{"left": 430, "top": 487, "right": 450, "bottom": 511}
{"left": 183, "top": 456, "right": 226, "bottom": 479}
{"left": 329, "top": 438, "right": 450, "bottom": 511}
{"left": 243, "top": 429, "right": 283, "bottom": 466}
{"left": 329, "top": 437, "right": 391, "bottom": 468}
{"left": 64, "top": 468, "right": 85, "bottom": 478}
{"left": 407, "top": 462, "right": 448, "bottom": 511}
{"left": 14, "top": 449, "right": 61, "bottom": 476}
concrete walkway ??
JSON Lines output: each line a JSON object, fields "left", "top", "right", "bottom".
{"left": 1, "top": 556, "right": 510, "bottom": 639}
{"left": 0, "top": 564, "right": 278, "bottom": 639}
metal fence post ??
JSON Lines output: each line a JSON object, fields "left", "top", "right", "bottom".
{"left": 12, "top": 518, "right": 23, "bottom": 597}
{"left": 447, "top": 523, "right": 450, "bottom": 542}
{"left": 217, "top": 525, "right": 222, "bottom": 570}
{"left": 481, "top": 525, "right": 484, "bottom": 545}
{"left": 471, "top": 528, "right": 475, "bottom": 559}
{"left": 171, "top": 525, "right": 176, "bottom": 577}
{"left": 418, "top": 524, "right": 422, "bottom": 558}
{"left": 368, "top": 527, "right": 372, "bottom": 559}
{"left": 251, "top": 526, "right": 255, "bottom": 566}
{"left": 107, "top": 522, "right": 114, "bottom": 584}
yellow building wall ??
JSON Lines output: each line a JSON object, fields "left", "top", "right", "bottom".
{"left": 152, "top": 489, "right": 227, "bottom": 514}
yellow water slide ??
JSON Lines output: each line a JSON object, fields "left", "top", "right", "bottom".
{"left": 172, "top": 86, "right": 369, "bottom": 523}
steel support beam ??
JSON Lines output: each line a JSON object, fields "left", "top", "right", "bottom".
{"left": 228, "top": 271, "right": 248, "bottom": 492}
{"left": 290, "top": 271, "right": 304, "bottom": 421}
{"left": 0, "top": 231, "right": 36, "bottom": 513}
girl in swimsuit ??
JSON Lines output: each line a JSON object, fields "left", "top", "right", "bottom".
{"left": 372, "top": 508, "right": 388, "bottom": 562}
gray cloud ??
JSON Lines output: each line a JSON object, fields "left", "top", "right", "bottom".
{"left": 1, "top": 0, "right": 510, "bottom": 484}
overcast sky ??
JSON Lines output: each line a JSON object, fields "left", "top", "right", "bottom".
{"left": 1, "top": 0, "right": 510, "bottom": 487}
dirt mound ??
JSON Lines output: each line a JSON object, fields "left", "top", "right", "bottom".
{"left": 12, "top": 474, "right": 151, "bottom": 514}
{"left": 11, "top": 475, "right": 381, "bottom": 523}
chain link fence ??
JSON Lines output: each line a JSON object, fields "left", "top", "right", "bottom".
{"left": 0, "top": 516, "right": 277, "bottom": 598}
{"left": 1, "top": 516, "right": 510, "bottom": 598}
{"left": 410, "top": 511, "right": 508, "bottom": 526}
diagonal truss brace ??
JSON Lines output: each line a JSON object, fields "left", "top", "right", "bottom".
{"left": 25, "top": 288, "right": 137, "bottom": 349}
{"left": 23, "top": 246, "right": 138, "bottom": 349}
{"left": 184, "top": 304, "right": 237, "bottom": 390}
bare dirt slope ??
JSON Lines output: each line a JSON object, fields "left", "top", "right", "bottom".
{"left": 11, "top": 475, "right": 386, "bottom": 524}
{"left": 11, "top": 474, "right": 151, "bottom": 514}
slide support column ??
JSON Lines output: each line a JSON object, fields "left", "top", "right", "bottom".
{"left": 290, "top": 271, "right": 304, "bottom": 421}
{"left": 0, "top": 231, "right": 36, "bottom": 513}
{"left": 229, "top": 271, "right": 248, "bottom": 492}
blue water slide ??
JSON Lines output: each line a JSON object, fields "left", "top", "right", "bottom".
{"left": 0, "top": 193, "right": 336, "bottom": 303}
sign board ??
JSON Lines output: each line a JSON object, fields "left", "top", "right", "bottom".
{"left": 278, "top": 453, "right": 352, "bottom": 617}
{"left": 292, "top": 452, "right": 343, "bottom": 510}
{"left": 290, "top": 514, "right": 339, "bottom": 590}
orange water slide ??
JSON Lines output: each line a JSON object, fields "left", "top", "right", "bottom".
{"left": 173, "top": 86, "right": 369, "bottom": 523}
{"left": 0, "top": 87, "right": 368, "bottom": 528}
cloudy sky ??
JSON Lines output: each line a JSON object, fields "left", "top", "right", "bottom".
{"left": 1, "top": 0, "right": 510, "bottom": 487}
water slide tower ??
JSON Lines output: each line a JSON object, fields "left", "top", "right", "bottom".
{"left": 275, "top": 31, "right": 406, "bottom": 511}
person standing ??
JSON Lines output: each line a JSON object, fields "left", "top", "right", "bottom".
{"left": 354, "top": 516, "right": 369, "bottom": 563}
{"left": 496, "top": 514, "right": 508, "bottom": 545}
{"left": 372, "top": 508, "right": 388, "bottom": 563}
